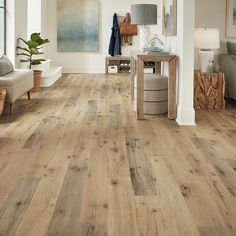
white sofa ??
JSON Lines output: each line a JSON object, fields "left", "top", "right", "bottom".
{"left": 219, "top": 54, "right": 236, "bottom": 100}
{"left": 0, "top": 69, "right": 33, "bottom": 114}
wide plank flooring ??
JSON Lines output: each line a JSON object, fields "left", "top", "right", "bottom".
{"left": 0, "top": 74, "right": 236, "bottom": 236}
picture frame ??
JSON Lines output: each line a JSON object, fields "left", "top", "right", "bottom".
{"left": 163, "top": 0, "right": 177, "bottom": 36}
{"left": 57, "top": 0, "right": 99, "bottom": 52}
{"left": 226, "top": 0, "right": 236, "bottom": 37}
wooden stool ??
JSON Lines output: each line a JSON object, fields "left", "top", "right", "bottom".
{"left": 134, "top": 74, "right": 168, "bottom": 115}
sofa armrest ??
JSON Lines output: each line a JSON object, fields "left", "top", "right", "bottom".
{"left": 219, "top": 54, "right": 236, "bottom": 99}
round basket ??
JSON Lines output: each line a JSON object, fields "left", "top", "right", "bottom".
{"left": 0, "top": 88, "right": 6, "bottom": 116}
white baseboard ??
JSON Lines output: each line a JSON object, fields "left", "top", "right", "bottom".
{"left": 62, "top": 66, "right": 105, "bottom": 74}
{"left": 176, "top": 105, "right": 196, "bottom": 126}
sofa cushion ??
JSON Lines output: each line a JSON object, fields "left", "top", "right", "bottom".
{"left": 0, "top": 56, "right": 14, "bottom": 76}
{"left": 0, "top": 69, "right": 33, "bottom": 86}
{"left": 227, "top": 41, "right": 236, "bottom": 56}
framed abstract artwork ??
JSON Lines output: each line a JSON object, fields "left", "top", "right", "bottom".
{"left": 57, "top": 0, "right": 99, "bottom": 52}
{"left": 163, "top": 0, "right": 177, "bottom": 36}
{"left": 226, "top": 0, "right": 236, "bottom": 37}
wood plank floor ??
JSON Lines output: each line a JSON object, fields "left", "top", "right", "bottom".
{"left": 0, "top": 74, "right": 236, "bottom": 236}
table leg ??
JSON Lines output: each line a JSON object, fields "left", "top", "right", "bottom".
{"left": 130, "top": 57, "right": 135, "bottom": 101}
{"left": 168, "top": 57, "right": 177, "bottom": 119}
{"left": 137, "top": 57, "right": 144, "bottom": 120}
{"left": 155, "top": 61, "right": 161, "bottom": 74}
{"left": 27, "top": 91, "right": 31, "bottom": 100}
{"left": 222, "top": 74, "right": 226, "bottom": 110}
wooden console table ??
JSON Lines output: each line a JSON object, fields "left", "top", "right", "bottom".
{"left": 194, "top": 71, "right": 225, "bottom": 110}
{"left": 131, "top": 51, "right": 177, "bottom": 120}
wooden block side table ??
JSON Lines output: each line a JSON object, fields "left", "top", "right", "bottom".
{"left": 194, "top": 71, "right": 225, "bottom": 110}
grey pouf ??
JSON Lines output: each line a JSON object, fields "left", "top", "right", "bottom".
{"left": 134, "top": 74, "right": 168, "bottom": 115}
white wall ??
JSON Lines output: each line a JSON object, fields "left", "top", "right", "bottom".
{"left": 6, "top": 0, "right": 15, "bottom": 64}
{"left": 15, "top": 0, "right": 28, "bottom": 68}
{"left": 7, "top": 0, "right": 46, "bottom": 68}
{"left": 166, "top": 0, "right": 196, "bottom": 125}
{"left": 6, "top": 0, "right": 28, "bottom": 68}
{"left": 195, "top": 0, "right": 236, "bottom": 68}
{"left": 43, "top": 0, "right": 162, "bottom": 73}
{"left": 27, "top": 0, "right": 41, "bottom": 38}
{"left": 41, "top": 0, "right": 47, "bottom": 37}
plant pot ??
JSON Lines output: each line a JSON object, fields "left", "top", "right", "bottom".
{"left": 31, "top": 70, "right": 42, "bottom": 92}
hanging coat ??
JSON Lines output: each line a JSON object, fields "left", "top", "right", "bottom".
{"left": 108, "top": 13, "right": 121, "bottom": 56}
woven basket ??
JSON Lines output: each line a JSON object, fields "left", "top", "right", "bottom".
{"left": 0, "top": 88, "right": 6, "bottom": 116}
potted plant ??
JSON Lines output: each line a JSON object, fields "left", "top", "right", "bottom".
{"left": 17, "top": 33, "right": 50, "bottom": 91}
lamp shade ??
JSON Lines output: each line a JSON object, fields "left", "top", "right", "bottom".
{"left": 131, "top": 4, "right": 157, "bottom": 25}
{"left": 195, "top": 28, "right": 220, "bottom": 49}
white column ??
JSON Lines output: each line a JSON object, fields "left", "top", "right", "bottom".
{"left": 27, "top": 0, "right": 42, "bottom": 38}
{"left": 176, "top": 0, "right": 196, "bottom": 125}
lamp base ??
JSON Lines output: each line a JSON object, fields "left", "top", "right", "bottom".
{"left": 199, "top": 50, "right": 214, "bottom": 73}
{"left": 140, "top": 25, "right": 150, "bottom": 52}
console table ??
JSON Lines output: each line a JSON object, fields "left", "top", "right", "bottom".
{"left": 131, "top": 51, "right": 177, "bottom": 120}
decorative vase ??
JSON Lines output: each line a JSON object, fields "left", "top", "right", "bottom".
{"left": 207, "top": 60, "right": 214, "bottom": 73}
{"left": 31, "top": 70, "right": 42, "bottom": 92}
{"left": 213, "top": 62, "right": 220, "bottom": 73}
{"left": 146, "top": 35, "right": 164, "bottom": 54}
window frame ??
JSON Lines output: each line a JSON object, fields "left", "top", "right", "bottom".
{"left": 0, "top": 0, "right": 6, "bottom": 54}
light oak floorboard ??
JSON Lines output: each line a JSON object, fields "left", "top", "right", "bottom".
{"left": 0, "top": 74, "right": 236, "bottom": 235}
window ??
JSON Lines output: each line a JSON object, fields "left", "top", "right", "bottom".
{"left": 0, "top": 0, "right": 6, "bottom": 55}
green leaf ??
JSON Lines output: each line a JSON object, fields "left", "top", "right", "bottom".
{"left": 31, "top": 59, "right": 46, "bottom": 65}
{"left": 30, "top": 33, "right": 50, "bottom": 46}
{"left": 18, "top": 38, "right": 28, "bottom": 45}
{"left": 16, "top": 46, "right": 31, "bottom": 54}
{"left": 17, "top": 53, "right": 31, "bottom": 58}
{"left": 27, "top": 40, "right": 39, "bottom": 49}
{"left": 30, "top": 33, "right": 41, "bottom": 42}
{"left": 30, "top": 48, "right": 44, "bottom": 55}
{"left": 31, "top": 61, "right": 41, "bottom": 65}
{"left": 17, "top": 33, "right": 50, "bottom": 67}
{"left": 36, "top": 59, "right": 46, "bottom": 62}
{"left": 40, "top": 39, "right": 50, "bottom": 45}
{"left": 20, "top": 59, "right": 30, "bottom": 63}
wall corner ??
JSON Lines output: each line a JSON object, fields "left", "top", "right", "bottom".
{"left": 176, "top": 105, "right": 196, "bottom": 126}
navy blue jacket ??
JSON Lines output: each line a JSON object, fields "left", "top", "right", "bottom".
{"left": 108, "top": 13, "right": 121, "bottom": 56}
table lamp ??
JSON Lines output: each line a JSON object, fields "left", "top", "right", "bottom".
{"left": 131, "top": 4, "right": 157, "bottom": 52}
{"left": 195, "top": 28, "right": 220, "bottom": 73}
